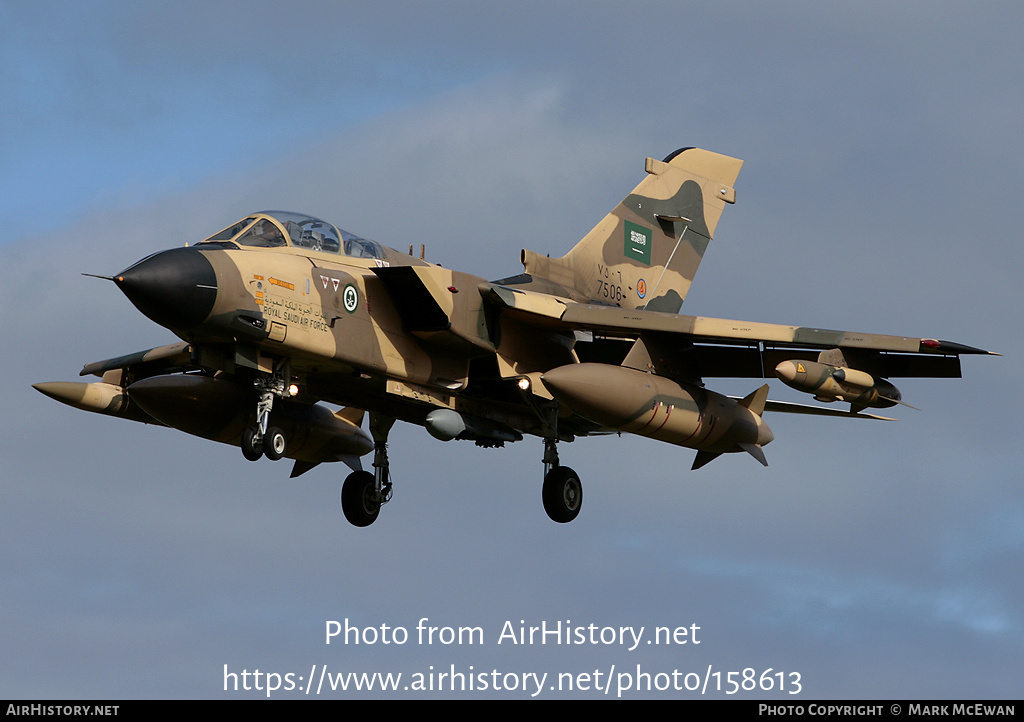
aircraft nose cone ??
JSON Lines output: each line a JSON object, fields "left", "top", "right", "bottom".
{"left": 114, "top": 247, "right": 217, "bottom": 331}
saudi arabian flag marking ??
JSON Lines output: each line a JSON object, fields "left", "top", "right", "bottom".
{"left": 624, "top": 221, "right": 652, "bottom": 266}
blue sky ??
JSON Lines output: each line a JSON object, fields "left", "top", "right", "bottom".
{"left": 2, "top": 1, "right": 1021, "bottom": 699}
{"left": 1, "top": 3, "right": 494, "bottom": 236}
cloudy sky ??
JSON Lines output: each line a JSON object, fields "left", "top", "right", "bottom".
{"left": 2, "top": 1, "right": 1021, "bottom": 699}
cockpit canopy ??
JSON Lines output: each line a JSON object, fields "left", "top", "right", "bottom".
{"left": 201, "top": 211, "right": 386, "bottom": 260}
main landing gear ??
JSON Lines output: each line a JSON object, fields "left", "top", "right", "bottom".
{"left": 340, "top": 414, "right": 394, "bottom": 527}
{"left": 237, "top": 370, "right": 581, "bottom": 526}
{"left": 541, "top": 437, "right": 582, "bottom": 523}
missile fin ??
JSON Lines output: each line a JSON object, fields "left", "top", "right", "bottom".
{"left": 335, "top": 406, "right": 365, "bottom": 427}
{"left": 737, "top": 384, "right": 770, "bottom": 417}
{"left": 290, "top": 460, "right": 321, "bottom": 478}
{"left": 692, "top": 451, "right": 721, "bottom": 470}
{"left": 883, "top": 396, "right": 920, "bottom": 411}
{"left": 339, "top": 454, "right": 363, "bottom": 472}
{"left": 738, "top": 443, "right": 768, "bottom": 467}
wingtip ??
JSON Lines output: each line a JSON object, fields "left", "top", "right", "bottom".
{"left": 922, "top": 339, "right": 995, "bottom": 355}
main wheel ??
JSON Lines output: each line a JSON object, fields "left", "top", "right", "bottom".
{"left": 241, "top": 427, "right": 263, "bottom": 461}
{"left": 263, "top": 427, "right": 286, "bottom": 461}
{"left": 341, "top": 470, "right": 381, "bottom": 527}
{"left": 542, "top": 466, "right": 582, "bottom": 523}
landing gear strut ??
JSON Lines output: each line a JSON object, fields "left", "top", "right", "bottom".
{"left": 541, "top": 437, "right": 582, "bottom": 523}
{"left": 340, "top": 414, "right": 394, "bottom": 527}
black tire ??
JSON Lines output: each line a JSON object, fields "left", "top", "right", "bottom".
{"left": 241, "top": 427, "right": 263, "bottom": 461}
{"left": 341, "top": 470, "right": 380, "bottom": 527}
{"left": 542, "top": 466, "right": 582, "bottom": 523}
{"left": 263, "top": 427, "right": 286, "bottom": 461}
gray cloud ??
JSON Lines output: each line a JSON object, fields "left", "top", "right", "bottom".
{"left": 3, "top": 1, "right": 1021, "bottom": 699}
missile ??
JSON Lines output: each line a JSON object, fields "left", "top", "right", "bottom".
{"left": 33, "top": 381, "right": 161, "bottom": 425}
{"left": 774, "top": 360, "right": 902, "bottom": 409}
{"left": 542, "top": 363, "right": 773, "bottom": 469}
{"left": 35, "top": 375, "right": 373, "bottom": 470}
{"left": 125, "top": 375, "right": 373, "bottom": 466}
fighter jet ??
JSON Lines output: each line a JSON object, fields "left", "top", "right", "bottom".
{"left": 34, "top": 147, "right": 993, "bottom": 526}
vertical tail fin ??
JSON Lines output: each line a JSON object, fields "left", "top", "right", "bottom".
{"left": 520, "top": 147, "right": 743, "bottom": 313}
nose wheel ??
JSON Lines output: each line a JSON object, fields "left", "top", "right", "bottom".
{"left": 263, "top": 427, "right": 286, "bottom": 461}
{"left": 240, "top": 367, "right": 292, "bottom": 462}
{"left": 241, "top": 427, "right": 264, "bottom": 461}
{"left": 240, "top": 425, "right": 287, "bottom": 461}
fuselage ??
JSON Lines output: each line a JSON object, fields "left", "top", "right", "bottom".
{"left": 110, "top": 211, "right": 775, "bottom": 458}
{"left": 112, "top": 212, "right": 535, "bottom": 438}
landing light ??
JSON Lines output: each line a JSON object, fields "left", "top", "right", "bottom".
{"left": 517, "top": 378, "right": 531, "bottom": 391}
{"left": 288, "top": 384, "right": 299, "bottom": 396}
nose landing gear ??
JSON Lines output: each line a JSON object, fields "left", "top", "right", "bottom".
{"left": 240, "top": 367, "right": 292, "bottom": 462}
